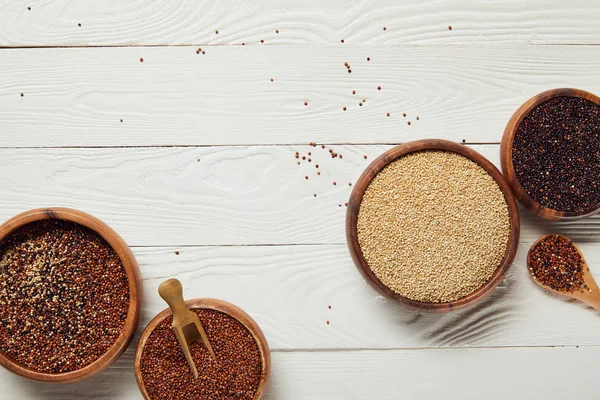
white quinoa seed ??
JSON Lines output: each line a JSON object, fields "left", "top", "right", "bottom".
{"left": 357, "top": 150, "right": 510, "bottom": 303}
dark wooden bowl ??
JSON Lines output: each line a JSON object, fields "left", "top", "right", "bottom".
{"left": 500, "top": 88, "right": 600, "bottom": 221}
{"left": 134, "top": 298, "right": 271, "bottom": 400}
{"left": 0, "top": 208, "right": 142, "bottom": 383}
{"left": 346, "top": 139, "right": 520, "bottom": 312}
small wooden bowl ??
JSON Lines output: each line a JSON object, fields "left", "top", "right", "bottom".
{"left": 134, "top": 298, "right": 271, "bottom": 400}
{"left": 346, "top": 139, "right": 520, "bottom": 312}
{"left": 500, "top": 88, "right": 600, "bottom": 220}
{"left": 0, "top": 208, "right": 142, "bottom": 383}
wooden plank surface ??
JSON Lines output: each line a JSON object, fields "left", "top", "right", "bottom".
{"left": 1, "top": 346, "right": 596, "bottom": 399}
{"left": 1, "top": 45, "right": 600, "bottom": 147}
{"left": 132, "top": 242, "right": 600, "bottom": 350}
{"left": 1, "top": 1, "right": 600, "bottom": 46}
{"left": 0, "top": 144, "right": 598, "bottom": 246}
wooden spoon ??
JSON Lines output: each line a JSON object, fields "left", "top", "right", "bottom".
{"left": 158, "top": 278, "right": 216, "bottom": 378}
{"left": 527, "top": 234, "right": 600, "bottom": 311}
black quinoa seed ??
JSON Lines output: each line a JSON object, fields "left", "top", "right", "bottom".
{"left": 512, "top": 96, "right": 600, "bottom": 213}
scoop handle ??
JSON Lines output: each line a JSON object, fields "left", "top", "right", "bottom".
{"left": 158, "top": 278, "right": 189, "bottom": 317}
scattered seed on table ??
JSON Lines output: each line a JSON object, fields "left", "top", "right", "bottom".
{"left": 341, "top": 39, "right": 345, "bottom": 43}
{"left": 359, "top": 102, "right": 363, "bottom": 106}
{"left": 27, "top": 6, "right": 31, "bottom": 10}
{"left": 348, "top": 69, "right": 352, "bottom": 73}
{"left": 348, "top": 182, "right": 352, "bottom": 186}
{"left": 305, "top": 176, "right": 309, "bottom": 180}
{"left": 314, "top": 194, "right": 317, "bottom": 197}
{"left": 215, "top": 30, "right": 219, "bottom": 34}
{"left": 140, "top": 58, "right": 144, "bottom": 62}
{"left": 367, "top": 57, "right": 370, "bottom": 61}
{"left": 343, "top": 106, "right": 347, "bottom": 111}
{"left": 20, "top": 93, "right": 24, "bottom": 97}
{"left": 328, "top": 305, "right": 332, "bottom": 309}
{"left": 383, "top": 26, "right": 387, "bottom": 31}
{"left": 377, "top": 86, "right": 381, "bottom": 90}
{"left": 345, "top": 202, "right": 348, "bottom": 207}
{"left": 387, "top": 113, "right": 390, "bottom": 117}
{"left": 315, "top": 164, "right": 319, "bottom": 168}
{"left": 403, "top": 113, "right": 406, "bottom": 117}
{"left": 352, "top": 90, "right": 356, "bottom": 95}
{"left": 202, "top": 50, "right": 205, "bottom": 54}
{"left": 408, "top": 121, "right": 411, "bottom": 125}
{"left": 317, "top": 171, "right": 321, "bottom": 175}
{"left": 448, "top": 25, "right": 452, "bottom": 30}
{"left": 140, "top": 309, "right": 262, "bottom": 400}
{"left": 308, "top": 152, "right": 311, "bottom": 155}
{"left": 364, "top": 155, "right": 368, "bottom": 159}
{"left": 297, "top": 161, "right": 300, "bottom": 165}
{"left": 260, "top": 39, "right": 264, "bottom": 43}
{"left": 339, "top": 154, "right": 343, "bottom": 159}
{"left": 270, "top": 78, "right": 274, "bottom": 82}
{"left": 512, "top": 96, "right": 600, "bottom": 213}
{"left": 276, "top": 30, "right": 279, "bottom": 33}
{"left": 357, "top": 150, "right": 510, "bottom": 303}
{"left": 308, "top": 158, "right": 311, "bottom": 162}
{"left": 304, "top": 101, "right": 308, "bottom": 106}
{"left": 416, "top": 116, "right": 420, "bottom": 120}
{"left": 78, "top": 23, "right": 81, "bottom": 27}
{"left": 175, "top": 251, "right": 180, "bottom": 255}
{"left": 120, "top": 119, "right": 123, "bottom": 123}
{"left": 321, "top": 144, "right": 325, "bottom": 149}
{"left": 528, "top": 235, "right": 586, "bottom": 293}
{"left": 302, "top": 156, "right": 306, "bottom": 160}
{"left": 0, "top": 220, "right": 130, "bottom": 373}
{"left": 326, "top": 321, "right": 330, "bottom": 325}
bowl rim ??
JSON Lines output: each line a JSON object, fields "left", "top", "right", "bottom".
{"left": 134, "top": 298, "right": 271, "bottom": 400}
{"left": 500, "top": 88, "right": 600, "bottom": 221}
{"left": 345, "top": 139, "right": 520, "bottom": 312}
{"left": 0, "top": 207, "right": 142, "bottom": 383}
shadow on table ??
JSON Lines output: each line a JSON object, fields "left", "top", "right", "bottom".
{"left": 386, "top": 271, "right": 520, "bottom": 347}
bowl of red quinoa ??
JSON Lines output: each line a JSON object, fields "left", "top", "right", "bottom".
{"left": 0, "top": 208, "right": 142, "bottom": 383}
{"left": 501, "top": 88, "right": 600, "bottom": 220}
{"left": 346, "top": 139, "right": 520, "bottom": 312}
{"left": 134, "top": 298, "right": 271, "bottom": 400}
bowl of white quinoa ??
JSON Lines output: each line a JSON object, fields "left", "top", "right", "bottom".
{"left": 346, "top": 139, "right": 520, "bottom": 311}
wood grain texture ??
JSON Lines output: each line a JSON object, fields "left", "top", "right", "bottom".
{"left": 1, "top": 0, "right": 600, "bottom": 46}
{"left": 1, "top": 45, "right": 600, "bottom": 147}
{"left": 0, "top": 144, "right": 597, "bottom": 246}
{"left": 1, "top": 346, "right": 598, "bottom": 399}
{"left": 346, "top": 140, "right": 520, "bottom": 311}
{"left": 128, "top": 242, "right": 600, "bottom": 350}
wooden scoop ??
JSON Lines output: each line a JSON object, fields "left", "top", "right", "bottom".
{"left": 527, "top": 234, "right": 600, "bottom": 311}
{"left": 158, "top": 278, "right": 216, "bottom": 378}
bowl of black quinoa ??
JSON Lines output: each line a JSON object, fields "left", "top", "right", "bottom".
{"left": 0, "top": 208, "right": 142, "bottom": 383}
{"left": 501, "top": 88, "right": 600, "bottom": 220}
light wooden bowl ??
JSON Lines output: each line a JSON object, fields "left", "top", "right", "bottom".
{"left": 500, "top": 88, "right": 600, "bottom": 221}
{"left": 134, "top": 298, "right": 271, "bottom": 400}
{"left": 346, "top": 139, "right": 520, "bottom": 312}
{"left": 0, "top": 208, "right": 142, "bottom": 383}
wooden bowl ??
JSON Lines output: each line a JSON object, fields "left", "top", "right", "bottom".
{"left": 134, "top": 298, "right": 271, "bottom": 400}
{"left": 346, "top": 139, "right": 520, "bottom": 312}
{"left": 0, "top": 208, "right": 142, "bottom": 383}
{"left": 500, "top": 88, "right": 600, "bottom": 220}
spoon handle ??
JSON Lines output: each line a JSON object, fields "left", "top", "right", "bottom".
{"left": 158, "top": 278, "right": 189, "bottom": 318}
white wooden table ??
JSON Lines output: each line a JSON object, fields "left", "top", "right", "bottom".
{"left": 1, "top": 1, "right": 600, "bottom": 398}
